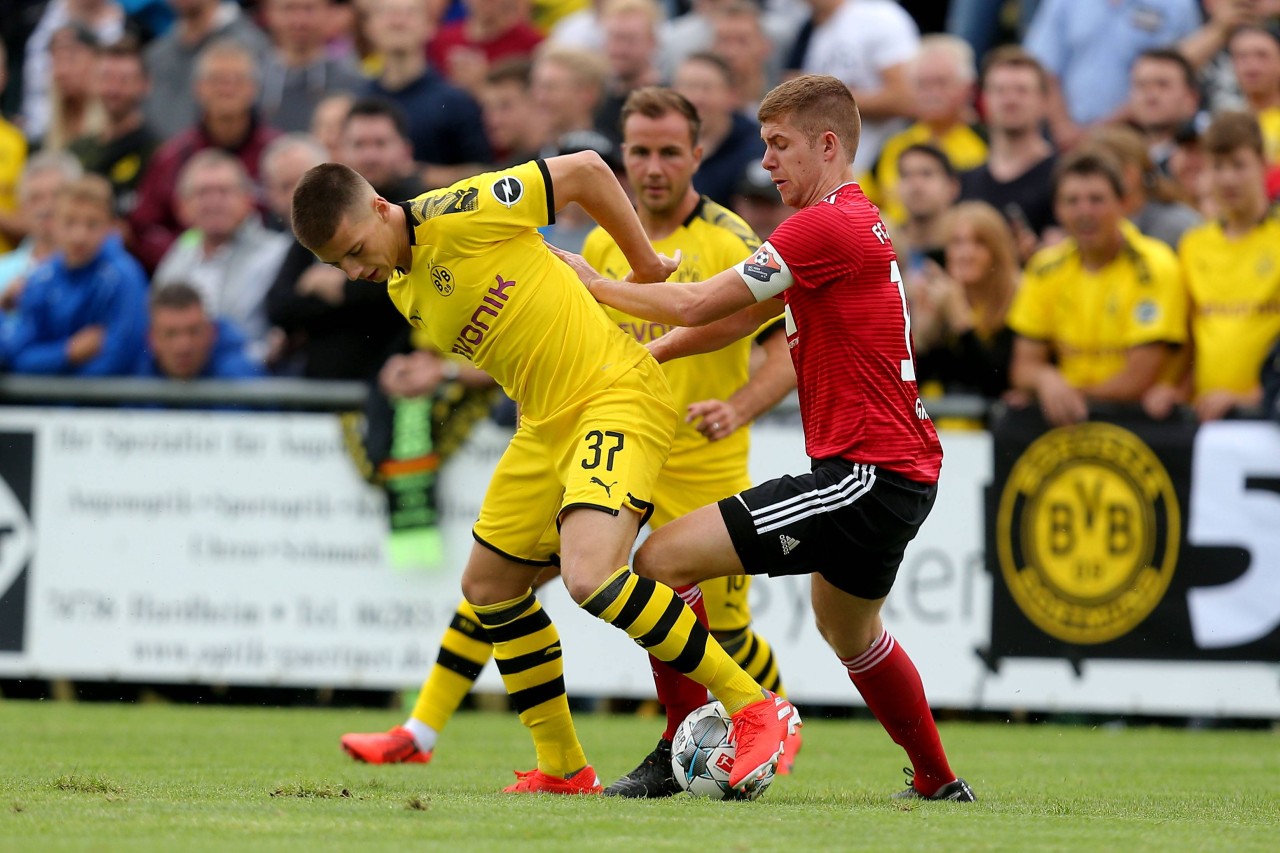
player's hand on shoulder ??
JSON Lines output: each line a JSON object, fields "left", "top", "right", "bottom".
{"left": 547, "top": 242, "right": 605, "bottom": 292}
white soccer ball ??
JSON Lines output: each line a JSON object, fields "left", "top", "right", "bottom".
{"left": 670, "top": 700, "right": 775, "bottom": 800}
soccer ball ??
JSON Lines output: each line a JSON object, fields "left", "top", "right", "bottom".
{"left": 670, "top": 700, "right": 775, "bottom": 800}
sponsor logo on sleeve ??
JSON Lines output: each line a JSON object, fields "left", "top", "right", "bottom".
{"left": 491, "top": 176, "right": 524, "bottom": 208}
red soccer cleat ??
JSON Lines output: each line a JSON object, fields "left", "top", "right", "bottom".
{"left": 502, "top": 765, "right": 604, "bottom": 795}
{"left": 340, "top": 726, "right": 433, "bottom": 765}
{"left": 728, "top": 691, "right": 801, "bottom": 791}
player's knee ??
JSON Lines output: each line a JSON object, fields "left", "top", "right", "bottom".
{"left": 813, "top": 613, "right": 879, "bottom": 660}
{"left": 561, "top": 569, "right": 603, "bottom": 606}
{"left": 633, "top": 537, "right": 686, "bottom": 585}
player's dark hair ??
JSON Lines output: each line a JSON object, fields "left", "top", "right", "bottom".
{"left": 291, "top": 162, "right": 372, "bottom": 250}
{"left": 150, "top": 282, "right": 205, "bottom": 312}
{"left": 980, "top": 45, "right": 1049, "bottom": 94}
{"left": 1134, "top": 47, "right": 1198, "bottom": 93}
{"left": 1203, "top": 110, "right": 1265, "bottom": 159}
{"left": 1054, "top": 147, "right": 1126, "bottom": 200}
{"left": 344, "top": 97, "right": 410, "bottom": 142}
{"left": 898, "top": 143, "right": 956, "bottom": 179}
{"left": 758, "top": 74, "right": 860, "bottom": 163}
{"left": 622, "top": 86, "right": 701, "bottom": 147}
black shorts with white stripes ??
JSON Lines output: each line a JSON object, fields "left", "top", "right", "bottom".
{"left": 717, "top": 458, "right": 937, "bottom": 600}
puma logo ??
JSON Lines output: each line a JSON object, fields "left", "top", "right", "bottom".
{"left": 590, "top": 477, "right": 617, "bottom": 497}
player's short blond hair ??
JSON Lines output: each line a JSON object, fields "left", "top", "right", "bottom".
{"left": 758, "top": 75, "right": 861, "bottom": 163}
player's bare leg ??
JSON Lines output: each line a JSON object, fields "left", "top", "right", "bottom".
{"left": 810, "top": 574, "right": 974, "bottom": 801}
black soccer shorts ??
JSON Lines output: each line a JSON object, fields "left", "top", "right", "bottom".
{"left": 717, "top": 458, "right": 937, "bottom": 600}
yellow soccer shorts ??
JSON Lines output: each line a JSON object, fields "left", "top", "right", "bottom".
{"left": 648, "top": 447, "right": 755, "bottom": 634}
{"left": 473, "top": 356, "right": 676, "bottom": 565}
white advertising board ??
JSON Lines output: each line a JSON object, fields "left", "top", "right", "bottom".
{"left": 1, "top": 408, "right": 1276, "bottom": 716}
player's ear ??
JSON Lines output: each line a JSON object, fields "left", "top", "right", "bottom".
{"left": 371, "top": 194, "right": 391, "bottom": 221}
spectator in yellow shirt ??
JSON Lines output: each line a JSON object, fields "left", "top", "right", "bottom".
{"left": 1145, "top": 111, "right": 1280, "bottom": 422}
{"left": 1008, "top": 148, "right": 1188, "bottom": 426}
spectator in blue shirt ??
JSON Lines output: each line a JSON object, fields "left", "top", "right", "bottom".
{"left": 361, "top": 0, "right": 491, "bottom": 186}
{"left": 0, "top": 174, "right": 147, "bottom": 376}
{"left": 135, "top": 282, "right": 263, "bottom": 380}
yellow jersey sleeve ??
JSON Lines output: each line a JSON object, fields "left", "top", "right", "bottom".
{"left": 1121, "top": 231, "right": 1187, "bottom": 349}
{"left": 406, "top": 159, "right": 553, "bottom": 256}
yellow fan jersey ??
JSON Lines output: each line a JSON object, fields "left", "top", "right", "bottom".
{"left": 0, "top": 117, "right": 27, "bottom": 254}
{"left": 1179, "top": 210, "right": 1280, "bottom": 395}
{"left": 583, "top": 197, "right": 768, "bottom": 474}
{"left": 387, "top": 160, "right": 652, "bottom": 424}
{"left": 1008, "top": 221, "right": 1188, "bottom": 388}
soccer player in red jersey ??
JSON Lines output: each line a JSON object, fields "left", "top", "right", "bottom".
{"left": 553, "top": 74, "right": 975, "bottom": 802}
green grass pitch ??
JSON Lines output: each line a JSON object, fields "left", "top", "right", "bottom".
{"left": 0, "top": 701, "right": 1276, "bottom": 851}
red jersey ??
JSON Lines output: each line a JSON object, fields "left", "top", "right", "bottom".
{"left": 734, "top": 183, "right": 942, "bottom": 483}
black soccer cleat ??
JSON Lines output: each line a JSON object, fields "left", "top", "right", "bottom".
{"left": 603, "top": 738, "right": 682, "bottom": 798}
{"left": 891, "top": 767, "right": 977, "bottom": 802}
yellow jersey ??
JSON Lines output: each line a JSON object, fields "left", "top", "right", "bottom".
{"left": 866, "top": 122, "right": 988, "bottom": 225}
{"left": 1178, "top": 210, "right": 1280, "bottom": 395}
{"left": 582, "top": 197, "right": 765, "bottom": 470}
{"left": 0, "top": 118, "right": 27, "bottom": 254}
{"left": 1009, "top": 221, "right": 1188, "bottom": 388}
{"left": 1259, "top": 107, "right": 1280, "bottom": 166}
{"left": 387, "top": 160, "right": 653, "bottom": 424}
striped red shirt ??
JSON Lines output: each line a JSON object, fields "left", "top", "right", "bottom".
{"left": 767, "top": 183, "right": 942, "bottom": 483}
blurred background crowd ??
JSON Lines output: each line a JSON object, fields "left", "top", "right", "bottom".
{"left": 0, "top": 0, "right": 1279, "bottom": 427}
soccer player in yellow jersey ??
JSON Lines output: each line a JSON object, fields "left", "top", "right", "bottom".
{"left": 1144, "top": 111, "right": 1280, "bottom": 422}
{"left": 338, "top": 87, "right": 800, "bottom": 797}
{"left": 291, "top": 151, "right": 799, "bottom": 796}
{"left": 1008, "top": 148, "right": 1187, "bottom": 426}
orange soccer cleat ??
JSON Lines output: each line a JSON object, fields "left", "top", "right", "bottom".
{"left": 502, "top": 765, "right": 604, "bottom": 795}
{"left": 340, "top": 726, "right": 433, "bottom": 765}
{"left": 728, "top": 691, "right": 801, "bottom": 791}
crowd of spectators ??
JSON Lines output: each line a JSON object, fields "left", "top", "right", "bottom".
{"left": 0, "top": 0, "right": 1278, "bottom": 424}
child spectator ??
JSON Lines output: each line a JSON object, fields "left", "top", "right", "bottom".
{"left": 1145, "top": 111, "right": 1280, "bottom": 422}
{"left": 0, "top": 174, "right": 147, "bottom": 376}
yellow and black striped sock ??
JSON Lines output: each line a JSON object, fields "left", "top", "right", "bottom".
{"left": 410, "top": 599, "right": 493, "bottom": 732}
{"left": 718, "top": 626, "right": 785, "bottom": 697}
{"left": 583, "top": 568, "right": 763, "bottom": 715}
{"left": 471, "top": 591, "right": 586, "bottom": 778}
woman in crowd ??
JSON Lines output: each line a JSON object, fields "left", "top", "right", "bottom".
{"left": 909, "top": 200, "right": 1019, "bottom": 399}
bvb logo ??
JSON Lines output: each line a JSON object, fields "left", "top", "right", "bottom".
{"left": 431, "top": 264, "right": 454, "bottom": 296}
{"left": 996, "top": 423, "right": 1180, "bottom": 644}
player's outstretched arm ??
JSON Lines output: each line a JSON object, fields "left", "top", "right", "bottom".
{"left": 647, "top": 300, "right": 782, "bottom": 364}
{"left": 553, "top": 242, "right": 756, "bottom": 327}
{"left": 543, "top": 151, "right": 673, "bottom": 283}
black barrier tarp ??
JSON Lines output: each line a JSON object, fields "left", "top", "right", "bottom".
{"left": 983, "top": 406, "right": 1277, "bottom": 666}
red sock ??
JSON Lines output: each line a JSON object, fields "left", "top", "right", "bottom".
{"left": 841, "top": 628, "right": 954, "bottom": 796}
{"left": 652, "top": 584, "right": 711, "bottom": 741}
